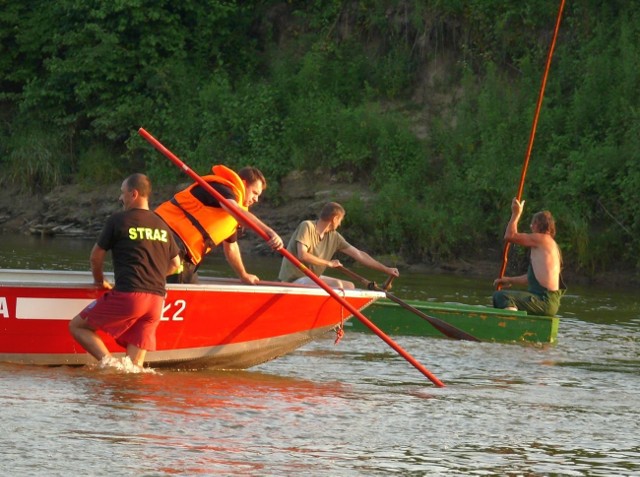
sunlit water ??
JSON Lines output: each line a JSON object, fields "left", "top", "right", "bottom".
{"left": 1, "top": 234, "right": 639, "bottom": 476}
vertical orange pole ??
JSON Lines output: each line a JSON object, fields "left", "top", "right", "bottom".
{"left": 498, "top": 0, "right": 566, "bottom": 286}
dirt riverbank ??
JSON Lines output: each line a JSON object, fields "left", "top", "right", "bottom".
{"left": 0, "top": 171, "right": 367, "bottom": 252}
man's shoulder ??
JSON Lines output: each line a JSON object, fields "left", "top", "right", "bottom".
{"left": 535, "top": 232, "right": 557, "bottom": 246}
{"left": 296, "top": 220, "right": 315, "bottom": 231}
{"left": 127, "top": 208, "right": 156, "bottom": 217}
{"left": 126, "top": 208, "right": 170, "bottom": 225}
{"left": 331, "top": 230, "right": 349, "bottom": 246}
{"left": 528, "top": 233, "right": 559, "bottom": 253}
{"left": 105, "top": 210, "right": 127, "bottom": 224}
{"left": 291, "top": 220, "right": 316, "bottom": 243}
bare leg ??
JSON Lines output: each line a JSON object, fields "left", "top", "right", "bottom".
{"left": 126, "top": 344, "right": 147, "bottom": 367}
{"left": 69, "top": 314, "right": 111, "bottom": 361}
{"left": 504, "top": 306, "right": 518, "bottom": 311}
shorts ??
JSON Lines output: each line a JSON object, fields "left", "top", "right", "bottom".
{"left": 492, "top": 289, "right": 563, "bottom": 317}
{"left": 80, "top": 290, "right": 165, "bottom": 351}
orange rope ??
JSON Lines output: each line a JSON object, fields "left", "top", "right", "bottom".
{"left": 334, "top": 288, "right": 346, "bottom": 344}
{"left": 497, "top": 0, "right": 566, "bottom": 286}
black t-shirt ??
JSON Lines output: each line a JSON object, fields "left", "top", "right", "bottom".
{"left": 190, "top": 182, "right": 240, "bottom": 243}
{"left": 97, "top": 208, "right": 179, "bottom": 295}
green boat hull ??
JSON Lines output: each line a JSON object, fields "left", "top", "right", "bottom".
{"left": 350, "top": 299, "right": 559, "bottom": 344}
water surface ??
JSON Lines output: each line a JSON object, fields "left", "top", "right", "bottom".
{"left": 0, "top": 234, "right": 638, "bottom": 476}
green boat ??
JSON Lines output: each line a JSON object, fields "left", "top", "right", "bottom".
{"left": 349, "top": 299, "right": 560, "bottom": 344}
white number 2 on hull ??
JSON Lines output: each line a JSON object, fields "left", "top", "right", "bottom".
{"left": 162, "top": 299, "right": 186, "bottom": 321}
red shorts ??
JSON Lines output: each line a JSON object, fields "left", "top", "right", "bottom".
{"left": 80, "top": 290, "right": 165, "bottom": 351}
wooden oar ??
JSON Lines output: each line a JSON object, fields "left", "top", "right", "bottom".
{"left": 337, "top": 266, "right": 481, "bottom": 342}
{"left": 381, "top": 275, "right": 395, "bottom": 291}
{"left": 138, "top": 127, "right": 445, "bottom": 387}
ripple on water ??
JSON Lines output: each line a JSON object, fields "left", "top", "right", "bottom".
{"left": 1, "top": 234, "right": 640, "bottom": 475}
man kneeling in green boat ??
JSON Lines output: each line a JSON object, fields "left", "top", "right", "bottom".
{"left": 493, "top": 198, "right": 565, "bottom": 317}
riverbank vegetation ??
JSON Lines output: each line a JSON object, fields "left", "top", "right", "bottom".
{"left": 1, "top": 1, "right": 638, "bottom": 279}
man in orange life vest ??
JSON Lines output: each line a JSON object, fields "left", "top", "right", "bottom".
{"left": 155, "top": 165, "right": 283, "bottom": 284}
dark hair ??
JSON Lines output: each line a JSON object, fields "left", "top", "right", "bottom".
{"left": 238, "top": 167, "right": 266, "bottom": 190}
{"left": 319, "top": 202, "right": 345, "bottom": 221}
{"left": 532, "top": 210, "right": 556, "bottom": 238}
{"left": 125, "top": 173, "right": 151, "bottom": 198}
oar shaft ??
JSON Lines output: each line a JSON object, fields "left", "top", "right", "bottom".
{"left": 515, "top": 0, "right": 565, "bottom": 202}
{"left": 498, "top": 0, "right": 565, "bottom": 286}
{"left": 338, "top": 266, "right": 480, "bottom": 341}
{"left": 139, "top": 128, "right": 444, "bottom": 387}
{"left": 338, "top": 266, "right": 480, "bottom": 342}
{"left": 338, "top": 265, "right": 375, "bottom": 288}
{"left": 383, "top": 291, "right": 479, "bottom": 342}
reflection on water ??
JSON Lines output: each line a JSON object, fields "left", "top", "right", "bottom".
{"left": 0, "top": 233, "right": 96, "bottom": 270}
{"left": 1, "top": 233, "right": 639, "bottom": 475}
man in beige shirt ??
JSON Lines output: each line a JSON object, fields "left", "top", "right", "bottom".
{"left": 278, "top": 202, "right": 399, "bottom": 289}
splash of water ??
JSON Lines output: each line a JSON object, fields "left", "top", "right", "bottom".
{"left": 97, "top": 355, "right": 157, "bottom": 374}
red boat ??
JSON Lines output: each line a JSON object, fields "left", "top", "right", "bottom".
{"left": 0, "top": 269, "right": 383, "bottom": 369}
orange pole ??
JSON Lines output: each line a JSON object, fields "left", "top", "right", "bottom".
{"left": 498, "top": 0, "right": 566, "bottom": 285}
{"left": 139, "top": 128, "right": 445, "bottom": 387}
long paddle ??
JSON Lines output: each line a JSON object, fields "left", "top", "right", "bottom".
{"left": 138, "top": 127, "right": 445, "bottom": 387}
{"left": 497, "top": 0, "right": 566, "bottom": 288}
{"left": 337, "top": 266, "right": 480, "bottom": 342}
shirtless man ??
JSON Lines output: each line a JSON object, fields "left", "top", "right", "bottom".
{"left": 492, "top": 198, "right": 564, "bottom": 316}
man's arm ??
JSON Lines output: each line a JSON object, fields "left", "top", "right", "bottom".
{"left": 341, "top": 245, "right": 400, "bottom": 277}
{"left": 223, "top": 241, "right": 259, "bottom": 284}
{"left": 89, "top": 244, "right": 112, "bottom": 289}
{"left": 504, "top": 198, "right": 543, "bottom": 248}
{"left": 295, "top": 242, "right": 342, "bottom": 269}
{"left": 220, "top": 200, "right": 283, "bottom": 250}
{"left": 493, "top": 273, "right": 528, "bottom": 288}
{"left": 167, "top": 255, "right": 182, "bottom": 276}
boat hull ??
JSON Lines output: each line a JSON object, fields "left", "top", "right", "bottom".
{"left": 344, "top": 299, "right": 559, "bottom": 344}
{"left": 0, "top": 270, "right": 383, "bottom": 368}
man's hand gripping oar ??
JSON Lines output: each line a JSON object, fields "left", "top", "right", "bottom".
{"left": 138, "top": 127, "right": 445, "bottom": 387}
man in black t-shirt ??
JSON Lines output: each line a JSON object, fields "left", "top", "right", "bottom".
{"left": 69, "top": 173, "right": 181, "bottom": 369}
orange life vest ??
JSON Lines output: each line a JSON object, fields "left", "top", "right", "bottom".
{"left": 155, "top": 165, "right": 247, "bottom": 265}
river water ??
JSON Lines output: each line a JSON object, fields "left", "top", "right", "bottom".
{"left": 1, "top": 234, "right": 639, "bottom": 476}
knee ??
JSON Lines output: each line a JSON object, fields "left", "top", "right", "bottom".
{"left": 68, "top": 315, "right": 80, "bottom": 336}
{"left": 492, "top": 291, "right": 507, "bottom": 309}
{"left": 68, "top": 315, "right": 86, "bottom": 335}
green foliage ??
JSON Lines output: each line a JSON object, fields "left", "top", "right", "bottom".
{"left": 194, "top": 77, "right": 288, "bottom": 196}
{"left": 2, "top": 0, "right": 640, "bottom": 275}
{"left": 75, "top": 144, "right": 126, "bottom": 184}
{"left": 4, "top": 0, "right": 255, "bottom": 153}
{"left": 425, "top": 62, "right": 534, "bottom": 253}
{"left": 432, "top": 0, "right": 559, "bottom": 70}
{"left": 4, "top": 127, "right": 66, "bottom": 193}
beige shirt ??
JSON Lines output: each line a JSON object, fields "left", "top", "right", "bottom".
{"left": 278, "top": 220, "right": 350, "bottom": 282}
